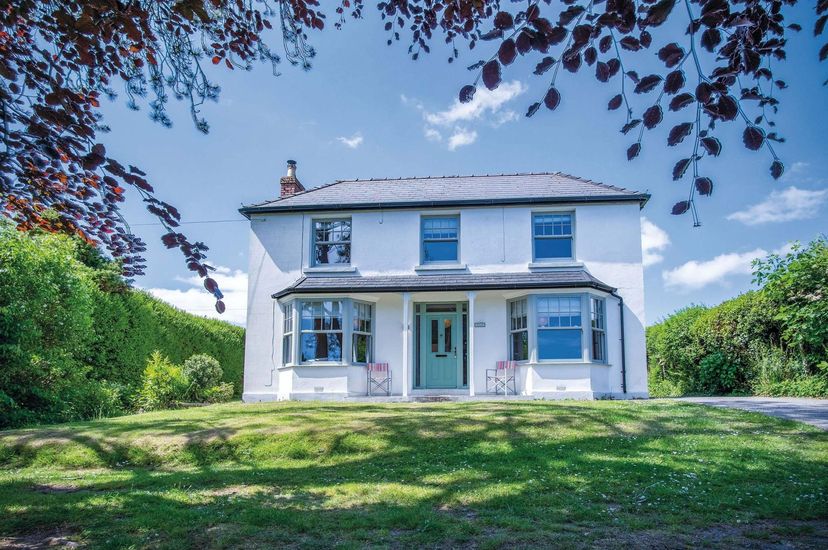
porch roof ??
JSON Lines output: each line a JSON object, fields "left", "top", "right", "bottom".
{"left": 272, "top": 270, "right": 615, "bottom": 299}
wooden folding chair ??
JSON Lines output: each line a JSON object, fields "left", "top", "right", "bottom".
{"left": 486, "top": 360, "right": 518, "bottom": 395}
{"left": 367, "top": 362, "right": 391, "bottom": 396}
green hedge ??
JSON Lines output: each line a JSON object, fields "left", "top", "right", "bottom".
{"left": 648, "top": 238, "right": 828, "bottom": 398}
{"left": 0, "top": 226, "right": 244, "bottom": 428}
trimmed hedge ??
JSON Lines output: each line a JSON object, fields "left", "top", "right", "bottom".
{"left": 0, "top": 226, "right": 244, "bottom": 428}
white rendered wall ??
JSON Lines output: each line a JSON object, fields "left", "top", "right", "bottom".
{"left": 242, "top": 201, "right": 647, "bottom": 400}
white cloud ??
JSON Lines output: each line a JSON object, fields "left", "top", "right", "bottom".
{"left": 447, "top": 128, "right": 478, "bottom": 151}
{"left": 404, "top": 81, "right": 525, "bottom": 151}
{"left": 423, "top": 81, "right": 526, "bottom": 127}
{"left": 336, "top": 132, "right": 364, "bottom": 149}
{"left": 662, "top": 249, "right": 767, "bottom": 291}
{"left": 144, "top": 266, "right": 248, "bottom": 326}
{"left": 641, "top": 217, "right": 670, "bottom": 267}
{"left": 726, "top": 186, "right": 828, "bottom": 225}
{"left": 424, "top": 127, "right": 442, "bottom": 142}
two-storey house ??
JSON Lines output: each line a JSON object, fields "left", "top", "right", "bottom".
{"left": 240, "top": 161, "right": 649, "bottom": 400}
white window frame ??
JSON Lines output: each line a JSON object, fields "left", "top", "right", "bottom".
{"left": 535, "top": 294, "right": 584, "bottom": 361}
{"left": 590, "top": 297, "right": 607, "bottom": 363}
{"left": 532, "top": 212, "right": 575, "bottom": 262}
{"left": 311, "top": 218, "right": 352, "bottom": 266}
{"left": 420, "top": 215, "right": 460, "bottom": 264}
{"left": 282, "top": 301, "right": 294, "bottom": 366}
{"left": 508, "top": 298, "right": 529, "bottom": 362}
{"left": 351, "top": 301, "right": 374, "bottom": 364}
{"left": 299, "top": 300, "right": 345, "bottom": 364}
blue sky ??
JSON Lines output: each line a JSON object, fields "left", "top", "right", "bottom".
{"left": 97, "top": 5, "right": 828, "bottom": 326}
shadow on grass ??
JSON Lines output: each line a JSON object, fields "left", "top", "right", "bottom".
{"left": 0, "top": 401, "right": 826, "bottom": 548}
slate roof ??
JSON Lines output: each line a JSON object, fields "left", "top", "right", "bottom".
{"left": 272, "top": 270, "right": 615, "bottom": 299}
{"left": 241, "top": 173, "right": 649, "bottom": 216}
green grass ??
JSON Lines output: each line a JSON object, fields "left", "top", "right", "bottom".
{"left": 0, "top": 401, "right": 826, "bottom": 548}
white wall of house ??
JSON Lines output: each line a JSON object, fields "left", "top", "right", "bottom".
{"left": 242, "top": 201, "right": 647, "bottom": 401}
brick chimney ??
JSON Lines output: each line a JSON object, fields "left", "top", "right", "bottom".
{"left": 280, "top": 160, "right": 305, "bottom": 197}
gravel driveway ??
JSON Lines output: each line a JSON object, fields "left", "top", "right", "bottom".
{"left": 677, "top": 396, "right": 828, "bottom": 430}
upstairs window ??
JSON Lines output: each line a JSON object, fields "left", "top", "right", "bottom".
{"left": 533, "top": 213, "right": 573, "bottom": 261}
{"left": 421, "top": 216, "right": 459, "bottom": 263}
{"left": 352, "top": 302, "right": 373, "bottom": 364}
{"left": 536, "top": 296, "right": 582, "bottom": 360}
{"left": 300, "top": 301, "right": 343, "bottom": 362}
{"left": 509, "top": 298, "right": 529, "bottom": 361}
{"left": 591, "top": 297, "right": 607, "bottom": 363}
{"left": 313, "top": 219, "right": 351, "bottom": 265}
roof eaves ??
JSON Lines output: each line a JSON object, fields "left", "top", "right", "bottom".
{"left": 241, "top": 193, "right": 649, "bottom": 217}
{"left": 272, "top": 276, "right": 616, "bottom": 300}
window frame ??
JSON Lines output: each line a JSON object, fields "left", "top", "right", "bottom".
{"left": 508, "top": 298, "right": 529, "bottom": 362}
{"left": 532, "top": 211, "right": 575, "bottom": 262}
{"left": 351, "top": 300, "right": 374, "bottom": 365}
{"left": 282, "top": 301, "right": 295, "bottom": 366}
{"left": 535, "top": 294, "right": 584, "bottom": 361}
{"left": 311, "top": 218, "right": 352, "bottom": 266}
{"left": 420, "top": 215, "right": 460, "bottom": 264}
{"left": 590, "top": 297, "right": 607, "bottom": 363}
{"left": 299, "top": 299, "right": 345, "bottom": 364}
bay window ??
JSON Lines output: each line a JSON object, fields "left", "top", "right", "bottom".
{"left": 282, "top": 303, "right": 294, "bottom": 365}
{"left": 591, "top": 297, "right": 607, "bottom": 362}
{"left": 352, "top": 301, "right": 373, "bottom": 364}
{"left": 509, "top": 298, "right": 529, "bottom": 361}
{"left": 300, "top": 300, "right": 343, "bottom": 362}
{"left": 536, "top": 296, "right": 583, "bottom": 360}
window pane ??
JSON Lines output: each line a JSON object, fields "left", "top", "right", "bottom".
{"left": 444, "top": 318, "right": 452, "bottom": 352}
{"left": 301, "top": 333, "right": 343, "bottom": 362}
{"left": 282, "top": 334, "right": 292, "bottom": 365}
{"left": 423, "top": 240, "right": 458, "bottom": 262}
{"left": 534, "top": 237, "right": 572, "bottom": 259}
{"left": 591, "top": 331, "right": 606, "bottom": 362}
{"left": 538, "top": 329, "right": 582, "bottom": 360}
{"left": 422, "top": 217, "right": 458, "bottom": 239}
{"left": 353, "top": 334, "right": 371, "bottom": 363}
{"left": 431, "top": 319, "right": 438, "bottom": 352}
{"left": 511, "top": 331, "right": 528, "bottom": 361}
{"left": 314, "top": 243, "right": 351, "bottom": 264}
{"left": 534, "top": 214, "right": 572, "bottom": 236}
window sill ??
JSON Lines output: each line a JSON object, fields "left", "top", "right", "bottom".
{"left": 415, "top": 263, "right": 468, "bottom": 272}
{"left": 303, "top": 265, "right": 357, "bottom": 274}
{"left": 278, "top": 362, "right": 352, "bottom": 370}
{"left": 529, "top": 360, "right": 612, "bottom": 367}
{"left": 528, "top": 261, "right": 583, "bottom": 270}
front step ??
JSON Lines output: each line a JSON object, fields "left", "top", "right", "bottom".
{"left": 410, "top": 395, "right": 460, "bottom": 402}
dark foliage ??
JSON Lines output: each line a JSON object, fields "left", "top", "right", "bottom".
{"left": 1, "top": 0, "right": 826, "bottom": 302}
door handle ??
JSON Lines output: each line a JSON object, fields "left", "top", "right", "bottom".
{"left": 453, "top": 347, "right": 457, "bottom": 358}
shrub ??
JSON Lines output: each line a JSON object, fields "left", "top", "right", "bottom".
{"left": 754, "top": 238, "right": 828, "bottom": 368}
{"left": 182, "top": 354, "right": 223, "bottom": 400}
{"left": 697, "top": 352, "right": 739, "bottom": 394}
{"left": 0, "top": 225, "right": 244, "bottom": 427}
{"left": 137, "top": 352, "right": 189, "bottom": 411}
{"left": 203, "top": 382, "right": 235, "bottom": 403}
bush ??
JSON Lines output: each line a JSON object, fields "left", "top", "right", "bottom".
{"left": 203, "top": 382, "right": 235, "bottom": 403}
{"left": 0, "top": 225, "right": 244, "bottom": 427}
{"left": 697, "top": 352, "right": 739, "bottom": 394}
{"left": 182, "top": 354, "right": 223, "bottom": 400}
{"left": 137, "top": 352, "right": 189, "bottom": 411}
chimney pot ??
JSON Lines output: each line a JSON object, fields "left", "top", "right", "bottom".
{"left": 280, "top": 159, "right": 304, "bottom": 197}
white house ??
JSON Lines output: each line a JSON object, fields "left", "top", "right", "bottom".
{"left": 240, "top": 161, "right": 649, "bottom": 401}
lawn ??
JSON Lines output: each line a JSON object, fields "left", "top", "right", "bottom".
{"left": 0, "top": 401, "right": 826, "bottom": 549}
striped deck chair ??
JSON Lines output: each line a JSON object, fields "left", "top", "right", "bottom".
{"left": 367, "top": 363, "right": 391, "bottom": 396}
{"left": 486, "top": 360, "right": 518, "bottom": 395}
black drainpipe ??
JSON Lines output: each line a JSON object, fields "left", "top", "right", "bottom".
{"left": 611, "top": 291, "right": 627, "bottom": 394}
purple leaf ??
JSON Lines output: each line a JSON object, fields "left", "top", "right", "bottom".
{"left": 459, "top": 85, "right": 476, "bottom": 104}
{"left": 671, "top": 200, "right": 691, "bottom": 215}
{"left": 743, "top": 126, "right": 765, "bottom": 150}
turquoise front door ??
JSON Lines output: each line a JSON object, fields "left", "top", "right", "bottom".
{"left": 423, "top": 313, "right": 460, "bottom": 388}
